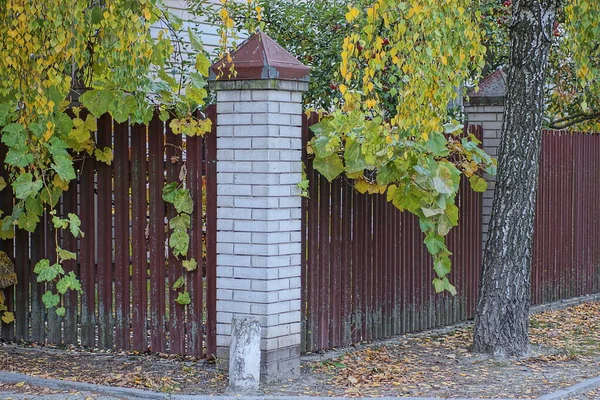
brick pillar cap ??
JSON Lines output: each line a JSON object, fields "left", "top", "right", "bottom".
{"left": 466, "top": 69, "right": 507, "bottom": 106}
{"left": 210, "top": 31, "right": 310, "bottom": 82}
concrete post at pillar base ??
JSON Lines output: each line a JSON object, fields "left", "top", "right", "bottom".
{"left": 227, "top": 317, "right": 261, "bottom": 393}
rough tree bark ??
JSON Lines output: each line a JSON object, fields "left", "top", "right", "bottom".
{"left": 473, "top": 0, "right": 560, "bottom": 357}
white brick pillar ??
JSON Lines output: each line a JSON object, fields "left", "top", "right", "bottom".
{"left": 465, "top": 69, "right": 506, "bottom": 250}
{"left": 208, "top": 32, "right": 309, "bottom": 382}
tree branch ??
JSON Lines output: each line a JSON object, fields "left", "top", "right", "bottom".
{"left": 548, "top": 111, "right": 600, "bottom": 130}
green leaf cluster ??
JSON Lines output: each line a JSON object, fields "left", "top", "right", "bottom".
{"left": 163, "top": 180, "right": 198, "bottom": 306}
{"left": 0, "top": 0, "right": 214, "bottom": 323}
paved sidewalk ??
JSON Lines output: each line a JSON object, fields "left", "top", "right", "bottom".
{"left": 1, "top": 371, "right": 599, "bottom": 400}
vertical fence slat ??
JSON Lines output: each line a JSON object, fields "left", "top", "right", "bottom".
{"left": 383, "top": 198, "right": 390, "bottom": 337}
{"left": 79, "top": 154, "right": 95, "bottom": 347}
{"left": 30, "top": 219, "right": 45, "bottom": 343}
{"left": 300, "top": 114, "right": 309, "bottom": 353}
{"left": 45, "top": 209, "right": 61, "bottom": 344}
{"left": 114, "top": 121, "right": 131, "bottom": 350}
{"left": 357, "top": 194, "right": 364, "bottom": 341}
{"left": 131, "top": 123, "right": 148, "bottom": 352}
{"left": 318, "top": 175, "right": 330, "bottom": 349}
{"left": 186, "top": 130, "right": 199, "bottom": 356}
{"left": 592, "top": 134, "right": 600, "bottom": 293}
{"left": 373, "top": 196, "right": 381, "bottom": 339}
{"left": 340, "top": 181, "right": 352, "bottom": 345}
{"left": 14, "top": 228, "right": 29, "bottom": 341}
{"left": 62, "top": 181, "right": 78, "bottom": 345}
{"left": 352, "top": 190, "right": 363, "bottom": 343}
{"left": 0, "top": 142, "right": 15, "bottom": 340}
{"left": 595, "top": 134, "right": 600, "bottom": 294}
{"left": 306, "top": 112, "right": 320, "bottom": 351}
{"left": 205, "top": 105, "right": 218, "bottom": 358}
{"left": 364, "top": 195, "right": 372, "bottom": 341}
{"left": 96, "top": 114, "right": 114, "bottom": 349}
{"left": 566, "top": 133, "right": 574, "bottom": 298}
{"left": 165, "top": 122, "right": 184, "bottom": 355}
{"left": 186, "top": 126, "right": 204, "bottom": 357}
{"left": 148, "top": 115, "right": 166, "bottom": 353}
{"left": 329, "top": 178, "right": 341, "bottom": 347}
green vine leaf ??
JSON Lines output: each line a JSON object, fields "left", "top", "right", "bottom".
{"left": 0, "top": 103, "right": 15, "bottom": 126}
{"left": 182, "top": 258, "right": 198, "bottom": 272}
{"left": 424, "top": 232, "right": 446, "bottom": 255}
{"left": 433, "top": 277, "right": 457, "bottom": 296}
{"left": 469, "top": 175, "right": 488, "bottom": 192}
{"left": 432, "top": 164, "right": 457, "bottom": 195}
{"left": 68, "top": 213, "right": 84, "bottom": 238}
{"left": 169, "top": 230, "right": 190, "bottom": 258}
{"left": 175, "top": 291, "right": 191, "bottom": 306}
{"left": 162, "top": 182, "right": 179, "bottom": 204}
{"left": 433, "top": 256, "right": 452, "bottom": 279}
{"left": 52, "top": 215, "right": 69, "bottom": 230}
{"left": 16, "top": 211, "right": 40, "bottom": 233}
{"left": 79, "top": 89, "right": 113, "bottom": 119}
{"left": 55, "top": 307, "right": 66, "bottom": 317}
{"left": 95, "top": 147, "right": 113, "bottom": 165}
{"left": 57, "top": 247, "right": 77, "bottom": 262}
{"left": 51, "top": 156, "right": 76, "bottom": 182}
{"left": 41, "top": 290, "right": 60, "bottom": 309}
{"left": 172, "top": 276, "right": 185, "bottom": 290}
{"left": 313, "top": 154, "right": 344, "bottom": 182}
{"left": 170, "top": 214, "right": 191, "bottom": 231}
{"left": 12, "top": 173, "right": 43, "bottom": 200}
{"left": 56, "top": 272, "right": 81, "bottom": 294}
{"left": 173, "top": 190, "right": 194, "bottom": 215}
{"left": 34, "top": 260, "right": 64, "bottom": 283}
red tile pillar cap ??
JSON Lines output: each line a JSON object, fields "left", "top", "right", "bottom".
{"left": 209, "top": 31, "right": 310, "bottom": 83}
{"left": 466, "top": 69, "right": 507, "bottom": 106}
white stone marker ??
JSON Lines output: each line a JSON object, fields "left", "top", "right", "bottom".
{"left": 228, "top": 317, "right": 261, "bottom": 392}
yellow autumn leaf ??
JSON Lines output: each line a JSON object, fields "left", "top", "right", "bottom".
{"left": 2, "top": 311, "right": 14, "bottom": 324}
{"left": 345, "top": 7, "right": 359, "bottom": 22}
{"left": 354, "top": 179, "right": 370, "bottom": 194}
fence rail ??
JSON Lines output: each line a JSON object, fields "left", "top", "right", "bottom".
{"left": 0, "top": 107, "right": 218, "bottom": 357}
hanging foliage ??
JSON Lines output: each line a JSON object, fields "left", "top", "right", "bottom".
{"left": 0, "top": 0, "right": 212, "bottom": 317}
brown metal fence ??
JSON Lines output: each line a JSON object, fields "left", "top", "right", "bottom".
{"left": 301, "top": 121, "right": 600, "bottom": 354}
{"left": 300, "top": 114, "right": 483, "bottom": 352}
{"left": 532, "top": 130, "right": 600, "bottom": 305}
{"left": 0, "top": 106, "right": 217, "bottom": 357}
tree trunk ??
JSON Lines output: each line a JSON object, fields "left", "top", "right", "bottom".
{"left": 473, "top": 0, "right": 560, "bottom": 357}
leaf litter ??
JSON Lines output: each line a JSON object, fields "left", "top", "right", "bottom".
{"left": 0, "top": 302, "right": 598, "bottom": 398}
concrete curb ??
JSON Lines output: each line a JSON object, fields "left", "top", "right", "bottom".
{"left": 0, "top": 371, "right": 168, "bottom": 399}
{"left": 536, "top": 375, "right": 600, "bottom": 400}
{"left": 530, "top": 293, "right": 600, "bottom": 316}
{"left": 3, "top": 370, "right": 599, "bottom": 400}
